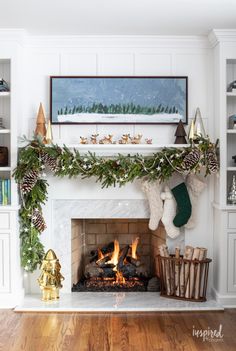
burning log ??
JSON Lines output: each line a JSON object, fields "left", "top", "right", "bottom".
{"left": 96, "top": 253, "right": 111, "bottom": 267}
{"left": 120, "top": 263, "right": 136, "bottom": 277}
{"left": 90, "top": 242, "right": 114, "bottom": 262}
{"left": 101, "top": 267, "right": 115, "bottom": 278}
{"left": 84, "top": 262, "right": 104, "bottom": 278}
{"left": 126, "top": 256, "right": 141, "bottom": 267}
{"left": 98, "top": 263, "right": 115, "bottom": 269}
{"left": 117, "top": 245, "right": 130, "bottom": 270}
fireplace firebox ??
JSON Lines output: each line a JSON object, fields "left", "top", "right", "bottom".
{"left": 71, "top": 219, "right": 166, "bottom": 292}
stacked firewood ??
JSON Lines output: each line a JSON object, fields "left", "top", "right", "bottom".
{"left": 158, "top": 244, "right": 210, "bottom": 300}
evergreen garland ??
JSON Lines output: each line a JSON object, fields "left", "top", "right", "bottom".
{"left": 13, "top": 136, "right": 219, "bottom": 272}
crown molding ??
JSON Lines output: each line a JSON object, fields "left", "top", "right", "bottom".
{"left": 23, "top": 34, "right": 210, "bottom": 49}
{"left": 208, "top": 29, "right": 236, "bottom": 47}
{"left": 0, "top": 29, "right": 210, "bottom": 49}
{"left": 0, "top": 28, "right": 26, "bottom": 45}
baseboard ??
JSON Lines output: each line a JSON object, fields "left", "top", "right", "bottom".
{"left": 0, "top": 288, "right": 25, "bottom": 309}
{"left": 211, "top": 287, "right": 236, "bottom": 308}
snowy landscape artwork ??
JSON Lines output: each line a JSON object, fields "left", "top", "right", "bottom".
{"left": 50, "top": 76, "right": 188, "bottom": 124}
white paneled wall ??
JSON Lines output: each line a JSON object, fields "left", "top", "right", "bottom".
{"left": 135, "top": 53, "right": 172, "bottom": 75}
{"left": 22, "top": 39, "right": 211, "bottom": 146}
{"left": 19, "top": 37, "right": 214, "bottom": 294}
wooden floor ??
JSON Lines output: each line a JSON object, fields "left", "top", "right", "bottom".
{"left": 0, "top": 309, "right": 235, "bottom": 351}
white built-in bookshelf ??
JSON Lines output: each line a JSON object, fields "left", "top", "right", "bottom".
{"left": 226, "top": 59, "right": 236, "bottom": 207}
{"left": 0, "top": 59, "right": 11, "bottom": 206}
{"left": 0, "top": 53, "right": 21, "bottom": 300}
{"left": 211, "top": 30, "right": 236, "bottom": 304}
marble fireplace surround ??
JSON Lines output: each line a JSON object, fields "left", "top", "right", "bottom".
{"left": 16, "top": 199, "right": 223, "bottom": 312}
{"left": 52, "top": 199, "right": 185, "bottom": 293}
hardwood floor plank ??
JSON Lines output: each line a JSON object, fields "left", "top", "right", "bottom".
{"left": 0, "top": 310, "right": 235, "bottom": 351}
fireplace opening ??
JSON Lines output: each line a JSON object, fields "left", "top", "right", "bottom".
{"left": 71, "top": 219, "right": 166, "bottom": 292}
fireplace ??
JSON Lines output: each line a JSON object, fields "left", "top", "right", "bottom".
{"left": 17, "top": 199, "right": 220, "bottom": 312}
{"left": 51, "top": 199, "right": 185, "bottom": 293}
{"left": 71, "top": 219, "right": 167, "bottom": 292}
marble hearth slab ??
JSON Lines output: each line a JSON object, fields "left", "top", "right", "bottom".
{"left": 15, "top": 293, "right": 223, "bottom": 312}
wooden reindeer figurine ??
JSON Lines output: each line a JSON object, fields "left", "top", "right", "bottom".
{"left": 119, "top": 134, "right": 130, "bottom": 144}
{"left": 130, "top": 134, "right": 143, "bottom": 144}
{"left": 80, "top": 136, "right": 88, "bottom": 144}
{"left": 99, "top": 134, "right": 114, "bottom": 144}
{"left": 90, "top": 133, "right": 99, "bottom": 144}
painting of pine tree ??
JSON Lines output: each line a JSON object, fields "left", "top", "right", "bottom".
{"left": 50, "top": 77, "right": 188, "bottom": 124}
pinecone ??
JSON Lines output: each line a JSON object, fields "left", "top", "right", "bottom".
{"left": 21, "top": 170, "right": 39, "bottom": 194}
{"left": 41, "top": 152, "right": 58, "bottom": 172}
{"left": 31, "top": 209, "right": 46, "bottom": 232}
{"left": 182, "top": 149, "right": 201, "bottom": 170}
{"left": 206, "top": 149, "right": 219, "bottom": 173}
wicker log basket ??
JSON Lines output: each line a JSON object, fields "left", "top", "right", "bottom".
{"left": 157, "top": 249, "right": 212, "bottom": 302}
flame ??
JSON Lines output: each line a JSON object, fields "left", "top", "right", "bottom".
{"left": 107, "top": 239, "right": 126, "bottom": 284}
{"left": 107, "top": 239, "right": 120, "bottom": 269}
{"left": 131, "top": 237, "right": 139, "bottom": 260}
{"left": 115, "top": 270, "right": 126, "bottom": 284}
{"left": 97, "top": 248, "right": 104, "bottom": 260}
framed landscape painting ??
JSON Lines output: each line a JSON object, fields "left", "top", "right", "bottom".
{"left": 50, "top": 76, "right": 188, "bottom": 125}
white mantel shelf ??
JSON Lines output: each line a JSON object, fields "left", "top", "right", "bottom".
{"left": 56, "top": 143, "right": 190, "bottom": 155}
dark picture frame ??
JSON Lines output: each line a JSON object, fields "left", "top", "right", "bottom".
{"left": 50, "top": 76, "right": 188, "bottom": 125}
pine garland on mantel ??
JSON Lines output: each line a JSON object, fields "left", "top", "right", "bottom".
{"left": 13, "top": 136, "right": 219, "bottom": 272}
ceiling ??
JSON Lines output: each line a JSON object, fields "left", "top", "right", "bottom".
{"left": 0, "top": 0, "right": 236, "bottom": 36}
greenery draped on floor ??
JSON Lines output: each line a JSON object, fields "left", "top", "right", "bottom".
{"left": 13, "top": 136, "right": 219, "bottom": 272}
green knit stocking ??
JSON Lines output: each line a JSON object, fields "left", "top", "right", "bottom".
{"left": 171, "top": 182, "right": 192, "bottom": 227}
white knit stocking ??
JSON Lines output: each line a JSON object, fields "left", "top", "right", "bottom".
{"left": 141, "top": 179, "right": 163, "bottom": 230}
{"left": 161, "top": 186, "right": 180, "bottom": 238}
{"left": 184, "top": 174, "right": 206, "bottom": 229}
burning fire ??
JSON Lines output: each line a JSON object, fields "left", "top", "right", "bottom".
{"left": 98, "top": 237, "right": 140, "bottom": 285}
{"left": 107, "top": 239, "right": 120, "bottom": 268}
{"left": 131, "top": 237, "right": 139, "bottom": 260}
{"left": 115, "top": 270, "right": 126, "bottom": 284}
{"left": 97, "top": 248, "right": 104, "bottom": 260}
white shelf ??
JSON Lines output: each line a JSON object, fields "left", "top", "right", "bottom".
{"left": 227, "top": 167, "right": 236, "bottom": 171}
{"left": 212, "top": 202, "right": 236, "bottom": 211}
{"left": 0, "top": 92, "right": 10, "bottom": 97}
{"left": 57, "top": 143, "right": 190, "bottom": 149}
{"left": 0, "top": 167, "right": 12, "bottom": 171}
{"left": 55, "top": 143, "right": 190, "bottom": 155}
{"left": 0, "top": 129, "right": 10, "bottom": 134}
{"left": 225, "top": 205, "right": 236, "bottom": 210}
{"left": 227, "top": 92, "right": 236, "bottom": 96}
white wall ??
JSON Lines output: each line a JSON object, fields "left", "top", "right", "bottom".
{"left": 20, "top": 36, "right": 212, "bottom": 144}
{"left": 17, "top": 35, "right": 214, "bottom": 292}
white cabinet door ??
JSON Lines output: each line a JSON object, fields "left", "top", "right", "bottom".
{"left": 228, "top": 233, "right": 236, "bottom": 292}
{"left": 0, "top": 233, "right": 10, "bottom": 292}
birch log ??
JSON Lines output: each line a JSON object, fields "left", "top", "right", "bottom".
{"left": 185, "top": 247, "right": 200, "bottom": 298}
{"left": 194, "top": 248, "right": 207, "bottom": 299}
{"left": 178, "top": 246, "right": 194, "bottom": 297}
{"left": 159, "top": 244, "right": 171, "bottom": 295}
{"left": 175, "top": 247, "right": 181, "bottom": 296}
